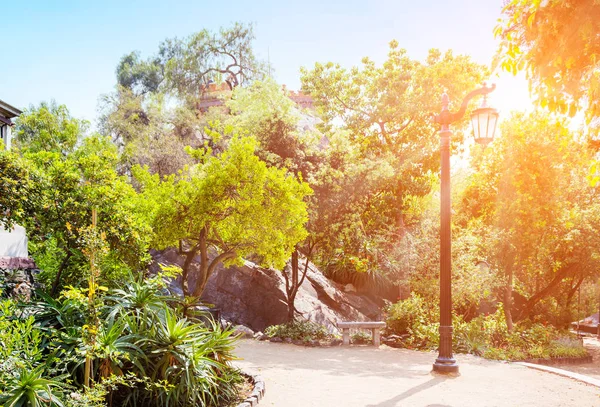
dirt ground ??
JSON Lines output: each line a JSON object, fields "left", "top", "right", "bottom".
{"left": 234, "top": 339, "right": 600, "bottom": 407}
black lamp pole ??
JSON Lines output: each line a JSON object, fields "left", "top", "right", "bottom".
{"left": 432, "top": 84, "right": 497, "bottom": 374}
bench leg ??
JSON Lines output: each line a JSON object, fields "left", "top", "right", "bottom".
{"left": 342, "top": 329, "right": 350, "bottom": 346}
{"left": 373, "top": 328, "right": 381, "bottom": 347}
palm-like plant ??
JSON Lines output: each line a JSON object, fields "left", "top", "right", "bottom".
{"left": 3, "top": 273, "right": 243, "bottom": 407}
{"left": 28, "top": 291, "right": 85, "bottom": 331}
{"left": 103, "top": 278, "right": 167, "bottom": 330}
{"left": 125, "top": 307, "right": 240, "bottom": 407}
{"left": 0, "top": 366, "right": 66, "bottom": 407}
{"left": 95, "top": 320, "right": 146, "bottom": 378}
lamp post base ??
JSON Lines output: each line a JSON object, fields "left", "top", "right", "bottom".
{"left": 432, "top": 357, "right": 459, "bottom": 374}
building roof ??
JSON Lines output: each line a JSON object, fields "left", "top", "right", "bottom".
{"left": 0, "top": 99, "right": 22, "bottom": 120}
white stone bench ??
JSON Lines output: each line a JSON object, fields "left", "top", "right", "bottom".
{"left": 337, "top": 321, "right": 386, "bottom": 347}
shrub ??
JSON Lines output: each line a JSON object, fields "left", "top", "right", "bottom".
{"left": 265, "top": 320, "right": 335, "bottom": 342}
{"left": 0, "top": 366, "right": 67, "bottom": 407}
{"left": 385, "top": 297, "right": 588, "bottom": 361}
{"left": 0, "top": 272, "right": 244, "bottom": 407}
{"left": 385, "top": 294, "right": 437, "bottom": 336}
{"left": 351, "top": 331, "right": 373, "bottom": 344}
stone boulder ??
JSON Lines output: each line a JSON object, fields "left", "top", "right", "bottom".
{"left": 150, "top": 249, "right": 383, "bottom": 333}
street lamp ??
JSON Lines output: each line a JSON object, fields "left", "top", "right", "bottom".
{"left": 432, "top": 84, "right": 498, "bottom": 374}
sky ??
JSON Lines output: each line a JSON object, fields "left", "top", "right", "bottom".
{"left": 2, "top": 0, "right": 531, "bottom": 127}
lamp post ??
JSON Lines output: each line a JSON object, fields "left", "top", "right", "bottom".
{"left": 432, "top": 84, "right": 498, "bottom": 374}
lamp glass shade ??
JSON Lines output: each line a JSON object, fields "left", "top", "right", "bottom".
{"left": 471, "top": 107, "right": 498, "bottom": 145}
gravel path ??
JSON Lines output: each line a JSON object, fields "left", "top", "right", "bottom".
{"left": 234, "top": 339, "right": 600, "bottom": 407}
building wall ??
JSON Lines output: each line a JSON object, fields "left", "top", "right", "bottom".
{"left": 0, "top": 225, "right": 28, "bottom": 257}
{"left": 0, "top": 124, "right": 11, "bottom": 150}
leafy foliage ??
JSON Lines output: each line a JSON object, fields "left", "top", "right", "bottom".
{"left": 0, "top": 272, "right": 242, "bottom": 407}
{"left": 99, "top": 88, "right": 199, "bottom": 177}
{"left": 114, "top": 22, "right": 265, "bottom": 102}
{"left": 25, "top": 137, "right": 151, "bottom": 293}
{"left": 301, "top": 43, "right": 488, "bottom": 294}
{"left": 385, "top": 297, "right": 587, "bottom": 361}
{"left": 136, "top": 133, "right": 311, "bottom": 297}
{"left": 14, "top": 101, "right": 87, "bottom": 154}
{"left": 164, "top": 22, "right": 267, "bottom": 96}
{"left": 265, "top": 320, "right": 335, "bottom": 342}
{"left": 458, "top": 111, "right": 599, "bottom": 327}
{"left": 495, "top": 0, "right": 600, "bottom": 128}
{"left": 0, "top": 149, "right": 33, "bottom": 229}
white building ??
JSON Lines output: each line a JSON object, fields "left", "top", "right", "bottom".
{"left": 0, "top": 99, "right": 21, "bottom": 150}
{"left": 0, "top": 99, "right": 27, "bottom": 258}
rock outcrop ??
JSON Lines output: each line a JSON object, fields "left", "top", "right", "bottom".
{"left": 150, "top": 249, "right": 383, "bottom": 333}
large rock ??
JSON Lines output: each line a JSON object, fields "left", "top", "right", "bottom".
{"left": 150, "top": 249, "right": 382, "bottom": 333}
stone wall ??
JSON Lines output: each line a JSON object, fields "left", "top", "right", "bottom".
{"left": 0, "top": 257, "right": 40, "bottom": 301}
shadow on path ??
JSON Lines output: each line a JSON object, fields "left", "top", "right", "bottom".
{"left": 365, "top": 376, "right": 447, "bottom": 407}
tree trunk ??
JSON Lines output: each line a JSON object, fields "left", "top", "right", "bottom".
{"left": 287, "top": 250, "right": 299, "bottom": 322}
{"left": 192, "top": 250, "right": 235, "bottom": 298}
{"left": 566, "top": 276, "right": 584, "bottom": 309}
{"left": 517, "top": 264, "right": 575, "bottom": 320}
{"left": 51, "top": 250, "right": 72, "bottom": 296}
{"left": 283, "top": 244, "right": 314, "bottom": 323}
{"left": 189, "top": 226, "right": 237, "bottom": 298}
{"left": 181, "top": 245, "right": 199, "bottom": 297}
{"left": 504, "top": 266, "right": 514, "bottom": 332}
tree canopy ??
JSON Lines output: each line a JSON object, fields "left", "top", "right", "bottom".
{"left": 7, "top": 104, "right": 153, "bottom": 293}
{"left": 115, "top": 22, "right": 266, "bottom": 99}
{"left": 135, "top": 134, "right": 311, "bottom": 297}
{"left": 14, "top": 101, "right": 88, "bottom": 154}
{"left": 458, "top": 111, "right": 599, "bottom": 327}
{"left": 496, "top": 0, "right": 600, "bottom": 127}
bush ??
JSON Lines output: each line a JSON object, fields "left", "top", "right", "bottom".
{"left": 265, "top": 320, "right": 335, "bottom": 342}
{"left": 351, "top": 331, "right": 373, "bottom": 344}
{"left": 385, "top": 294, "right": 437, "bottom": 336}
{"left": 385, "top": 297, "right": 588, "bottom": 361}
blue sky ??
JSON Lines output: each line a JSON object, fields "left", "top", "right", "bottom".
{"left": 3, "top": 0, "right": 530, "bottom": 126}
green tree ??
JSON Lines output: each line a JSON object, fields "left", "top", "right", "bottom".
{"left": 102, "top": 22, "right": 267, "bottom": 178}
{"left": 0, "top": 149, "right": 32, "bottom": 230}
{"left": 224, "top": 79, "right": 323, "bottom": 320}
{"left": 136, "top": 134, "right": 311, "bottom": 298}
{"left": 12, "top": 103, "right": 151, "bottom": 294}
{"left": 14, "top": 101, "right": 87, "bottom": 154}
{"left": 115, "top": 22, "right": 266, "bottom": 101}
{"left": 300, "top": 43, "right": 488, "bottom": 295}
{"left": 99, "top": 88, "right": 198, "bottom": 177}
{"left": 23, "top": 135, "right": 152, "bottom": 294}
{"left": 459, "top": 111, "right": 600, "bottom": 328}
{"left": 116, "top": 51, "right": 165, "bottom": 95}
{"left": 301, "top": 44, "right": 488, "bottom": 155}
{"left": 223, "top": 79, "right": 396, "bottom": 318}
{"left": 163, "top": 22, "right": 267, "bottom": 98}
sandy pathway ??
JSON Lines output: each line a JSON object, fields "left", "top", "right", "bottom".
{"left": 234, "top": 339, "right": 600, "bottom": 407}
